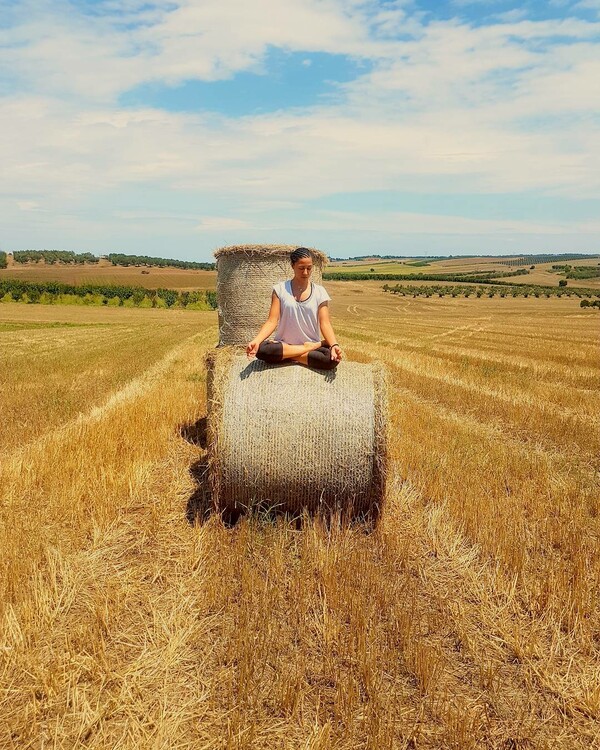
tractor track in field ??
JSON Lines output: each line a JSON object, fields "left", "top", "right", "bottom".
{"left": 0, "top": 329, "right": 215, "bottom": 464}
{"left": 337, "top": 322, "right": 599, "bottom": 401}
{"left": 426, "top": 316, "right": 492, "bottom": 342}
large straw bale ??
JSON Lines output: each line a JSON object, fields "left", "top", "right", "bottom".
{"left": 214, "top": 244, "right": 327, "bottom": 347}
{"left": 205, "top": 350, "right": 388, "bottom": 518}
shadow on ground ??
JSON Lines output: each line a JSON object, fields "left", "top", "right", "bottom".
{"left": 179, "top": 417, "right": 243, "bottom": 527}
{"left": 179, "top": 416, "right": 207, "bottom": 449}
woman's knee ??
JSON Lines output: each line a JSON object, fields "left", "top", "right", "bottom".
{"left": 256, "top": 340, "right": 283, "bottom": 364}
{"left": 307, "top": 349, "right": 339, "bottom": 371}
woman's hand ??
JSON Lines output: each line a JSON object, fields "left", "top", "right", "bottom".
{"left": 330, "top": 344, "right": 342, "bottom": 362}
{"left": 246, "top": 339, "right": 260, "bottom": 359}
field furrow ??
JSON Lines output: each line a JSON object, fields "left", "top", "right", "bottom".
{"left": 341, "top": 338, "right": 600, "bottom": 462}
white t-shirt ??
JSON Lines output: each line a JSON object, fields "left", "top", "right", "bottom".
{"left": 272, "top": 280, "right": 331, "bottom": 345}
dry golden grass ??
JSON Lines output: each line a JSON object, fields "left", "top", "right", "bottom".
{"left": 1, "top": 288, "right": 599, "bottom": 749}
{"left": 0, "top": 306, "right": 212, "bottom": 454}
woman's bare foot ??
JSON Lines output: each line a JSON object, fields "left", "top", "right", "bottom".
{"left": 303, "top": 341, "right": 322, "bottom": 352}
{"left": 290, "top": 352, "right": 310, "bottom": 366}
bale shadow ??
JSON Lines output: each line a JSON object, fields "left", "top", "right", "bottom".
{"left": 239, "top": 359, "right": 337, "bottom": 383}
{"left": 180, "top": 418, "right": 243, "bottom": 527}
{"left": 179, "top": 416, "right": 207, "bottom": 448}
{"left": 186, "top": 480, "right": 379, "bottom": 531}
{"left": 237, "top": 502, "right": 380, "bottom": 533}
{"left": 184, "top": 458, "right": 213, "bottom": 526}
{"left": 179, "top": 416, "right": 212, "bottom": 525}
{"left": 183, "top": 457, "right": 246, "bottom": 527}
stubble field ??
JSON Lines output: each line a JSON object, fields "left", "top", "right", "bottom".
{"left": 1, "top": 286, "right": 599, "bottom": 749}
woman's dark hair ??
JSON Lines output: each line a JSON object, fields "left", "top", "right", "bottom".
{"left": 290, "top": 247, "right": 312, "bottom": 266}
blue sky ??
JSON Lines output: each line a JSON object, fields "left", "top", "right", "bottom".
{"left": 1, "top": 0, "right": 599, "bottom": 260}
{"left": 120, "top": 49, "right": 372, "bottom": 116}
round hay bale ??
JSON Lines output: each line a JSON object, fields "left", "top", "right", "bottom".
{"left": 214, "top": 244, "right": 328, "bottom": 347}
{"left": 205, "top": 350, "right": 389, "bottom": 519}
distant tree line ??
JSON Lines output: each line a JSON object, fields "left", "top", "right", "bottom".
{"left": 581, "top": 299, "right": 600, "bottom": 308}
{"left": 0, "top": 279, "right": 217, "bottom": 310}
{"left": 13, "top": 250, "right": 99, "bottom": 264}
{"left": 383, "top": 283, "right": 600, "bottom": 299}
{"left": 4, "top": 249, "right": 215, "bottom": 270}
{"left": 323, "top": 269, "right": 530, "bottom": 282}
{"left": 332, "top": 254, "right": 448, "bottom": 262}
{"left": 331, "top": 252, "right": 600, "bottom": 263}
{"left": 108, "top": 253, "right": 215, "bottom": 270}
{"left": 0, "top": 251, "right": 6, "bottom": 269}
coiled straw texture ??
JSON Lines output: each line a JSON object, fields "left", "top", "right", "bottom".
{"left": 214, "top": 244, "right": 326, "bottom": 347}
{"left": 206, "top": 350, "right": 388, "bottom": 519}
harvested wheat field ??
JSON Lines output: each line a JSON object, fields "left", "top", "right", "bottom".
{"left": 1, "top": 289, "right": 599, "bottom": 749}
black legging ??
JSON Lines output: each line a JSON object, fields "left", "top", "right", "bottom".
{"left": 256, "top": 341, "right": 339, "bottom": 371}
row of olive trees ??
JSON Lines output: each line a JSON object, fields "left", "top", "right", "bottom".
{"left": 13, "top": 250, "right": 99, "bottom": 264}
{"left": 108, "top": 253, "right": 215, "bottom": 270}
{"left": 325, "top": 269, "right": 529, "bottom": 283}
{"left": 383, "top": 283, "right": 600, "bottom": 299}
{"left": 0, "top": 279, "right": 217, "bottom": 310}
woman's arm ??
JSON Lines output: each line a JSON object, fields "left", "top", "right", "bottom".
{"left": 318, "top": 303, "right": 342, "bottom": 362}
{"left": 246, "top": 292, "right": 280, "bottom": 358}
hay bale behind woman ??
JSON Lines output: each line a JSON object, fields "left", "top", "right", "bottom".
{"left": 214, "top": 244, "right": 327, "bottom": 347}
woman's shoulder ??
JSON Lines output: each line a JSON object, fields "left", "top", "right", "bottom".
{"left": 313, "top": 282, "right": 331, "bottom": 301}
{"left": 272, "top": 279, "right": 291, "bottom": 295}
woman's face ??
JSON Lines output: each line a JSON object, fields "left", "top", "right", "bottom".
{"left": 293, "top": 257, "right": 313, "bottom": 281}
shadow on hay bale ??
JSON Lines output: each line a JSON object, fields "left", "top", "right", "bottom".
{"left": 238, "top": 357, "right": 338, "bottom": 383}
{"left": 203, "top": 348, "right": 389, "bottom": 524}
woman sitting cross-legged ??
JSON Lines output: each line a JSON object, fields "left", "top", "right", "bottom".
{"left": 246, "top": 247, "right": 343, "bottom": 371}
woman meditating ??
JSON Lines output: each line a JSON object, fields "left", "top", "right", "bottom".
{"left": 246, "top": 247, "right": 343, "bottom": 371}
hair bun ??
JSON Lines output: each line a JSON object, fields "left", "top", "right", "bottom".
{"left": 290, "top": 247, "right": 312, "bottom": 265}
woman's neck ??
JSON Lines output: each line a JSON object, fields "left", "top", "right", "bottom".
{"left": 290, "top": 278, "right": 310, "bottom": 301}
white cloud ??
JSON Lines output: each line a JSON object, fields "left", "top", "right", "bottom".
{"left": 0, "top": 0, "right": 398, "bottom": 101}
{"left": 16, "top": 200, "right": 43, "bottom": 211}
{"left": 195, "top": 216, "right": 252, "bottom": 231}
{"left": 574, "top": 0, "right": 600, "bottom": 10}
{"left": 310, "top": 209, "right": 600, "bottom": 235}
{"left": 1, "top": 1, "right": 599, "bottom": 254}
